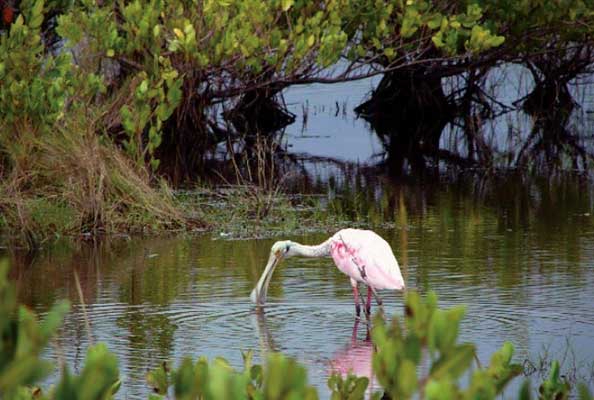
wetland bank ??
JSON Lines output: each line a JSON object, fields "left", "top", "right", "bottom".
{"left": 2, "top": 0, "right": 594, "bottom": 398}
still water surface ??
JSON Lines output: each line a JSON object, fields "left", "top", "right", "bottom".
{"left": 6, "top": 174, "right": 594, "bottom": 398}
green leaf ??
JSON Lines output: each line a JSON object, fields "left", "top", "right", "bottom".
{"left": 426, "top": 380, "right": 458, "bottom": 400}
{"left": 487, "top": 35, "right": 505, "bottom": 48}
{"left": 397, "top": 359, "right": 417, "bottom": 397}
{"left": 518, "top": 380, "right": 531, "bottom": 400}
{"left": 429, "top": 344, "right": 475, "bottom": 380}
{"left": 110, "top": 379, "right": 122, "bottom": 395}
{"left": 428, "top": 305, "right": 465, "bottom": 354}
{"left": 349, "top": 377, "right": 368, "bottom": 399}
{"left": 578, "top": 383, "right": 593, "bottom": 400}
{"left": 138, "top": 80, "right": 149, "bottom": 95}
{"left": 32, "top": 0, "right": 44, "bottom": 18}
{"left": 281, "top": 0, "right": 294, "bottom": 12}
{"left": 147, "top": 362, "right": 170, "bottom": 394}
{"left": 173, "top": 357, "right": 196, "bottom": 397}
{"left": 403, "top": 334, "right": 421, "bottom": 364}
{"left": 432, "top": 33, "right": 444, "bottom": 48}
{"left": 427, "top": 14, "right": 442, "bottom": 30}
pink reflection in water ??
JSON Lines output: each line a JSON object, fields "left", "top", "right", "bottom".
{"left": 328, "top": 320, "right": 379, "bottom": 394}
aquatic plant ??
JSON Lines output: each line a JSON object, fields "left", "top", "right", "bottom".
{"left": 147, "top": 351, "right": 318, "bottom": 400}
{"left": 372, "top": 291, "right": 523, "bottom": 399}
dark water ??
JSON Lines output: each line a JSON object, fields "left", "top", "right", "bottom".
{"left": 5, "top": 73, "right": 594, "bottom": 398}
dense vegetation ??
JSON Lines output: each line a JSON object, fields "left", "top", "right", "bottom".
{"left": 1, "top": 0, "right": 593, "bottom": 245}
{"left": 0, "top": 261, "right": 591, "bottom": 399}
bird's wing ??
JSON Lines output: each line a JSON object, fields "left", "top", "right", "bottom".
{"left": 333, "top": 229, "right": 404, "bottom": 290}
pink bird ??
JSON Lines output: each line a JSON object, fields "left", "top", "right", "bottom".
{"left": 250, "top": 228, "right": 405, "bottom": 318}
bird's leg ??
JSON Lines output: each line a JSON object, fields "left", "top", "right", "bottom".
{"left": 359, "top": 289, "right": 370, "bottom": 321}
{"left": 371, "top": 286, "right": 385, "bottom": 316}
{"left": 352, "top": 282, "right": 361, "bottom": 319}
{"left": 351, "top": 318, "right": 360, "bottom": 344}
{"left": 366, "top": 286, "right": 373, "bottom": 316}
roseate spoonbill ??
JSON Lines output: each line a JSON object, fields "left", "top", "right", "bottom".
{"left": 250, "top": 228, "right": 405, "bottom": 318}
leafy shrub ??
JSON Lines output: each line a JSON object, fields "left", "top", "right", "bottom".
{"left": 0, "top": 260, "right": 69, "bottom": 397}
{"left": 51, "top": 0, "right": 508, "bottom": 167}
{"left": 372, "top": 291, "right": 523, "bottom": 399}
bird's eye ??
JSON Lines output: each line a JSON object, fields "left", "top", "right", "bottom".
{"left": 285, "top": 245, "right": 290, "bottom": 253}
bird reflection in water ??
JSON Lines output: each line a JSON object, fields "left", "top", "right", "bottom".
{"left": 252, "top": 307, "right": 278, "bottom": 353}
{"left": 328, "top": 319, "right": 379, "bottom": 396}
{"left": 253, "top": 309, "right": 384, "bottom": 398}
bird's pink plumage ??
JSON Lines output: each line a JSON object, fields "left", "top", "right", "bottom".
{"left": 329, "top": 229, "right": 405, "bottom": 290}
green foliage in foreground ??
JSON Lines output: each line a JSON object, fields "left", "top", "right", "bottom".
{"left": 0, "top": 260, "right": 120, "bottom": 399}
{"left": 147, "top": 351, "right": 318, "bottom": 400}
{"left": 0, "top": 261, "right": 592, "bottom": 400}
{"left": 373, "top": 291, "right": 523, "bottom": 399}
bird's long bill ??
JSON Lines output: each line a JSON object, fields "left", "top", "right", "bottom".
{"left": 250, "top": 253, "right": 280, "bottom": 305}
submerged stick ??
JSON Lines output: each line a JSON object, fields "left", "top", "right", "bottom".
{"left": 74, "top": 269, "right": 94, "bottom": 345}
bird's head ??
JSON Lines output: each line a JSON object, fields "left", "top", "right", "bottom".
{"left": 250, "top": 240, "right": 294, "bottom": 305}
{"left": 271, "top": 240, "right": 295, "bottom": 258}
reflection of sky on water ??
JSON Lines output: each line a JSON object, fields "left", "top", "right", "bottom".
{"left": 282, "top": 77, "right": 383, "bottom": 179}
{"left": 283, "top": 65, "right": 594, "bottom": 175}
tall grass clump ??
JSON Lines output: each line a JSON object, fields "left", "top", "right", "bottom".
{"left": 0, "top": 109, "right": 185, "bottom": 247}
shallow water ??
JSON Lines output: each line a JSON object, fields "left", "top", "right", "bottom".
{"left": 5, "top": 174, "right": 594, "bottom": 398}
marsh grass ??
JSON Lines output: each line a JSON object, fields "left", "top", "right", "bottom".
{"left": 223, "top": 135, "right": 287, "bottom": 222}
{"left": 0, "top": 110, "right": 361, "bottom": 246}
{"left": 176, "top": 186, "right": 303, "bottom": 238}
{"left": 174, "top": 184, "right": 371, "bottom": 240}
{"left": 191, "top": 135, "right": 377, "bottom": 238}
{"left": 0, "top": 107, "right": 187, "bottom": 248}
{"left": 523, "top": 340, "right": 594, "bottom": 389}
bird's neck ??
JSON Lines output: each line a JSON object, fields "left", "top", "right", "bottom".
{"left": 291, "top": 239, "right": 332, "bottom": 258}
